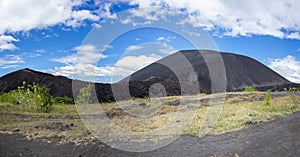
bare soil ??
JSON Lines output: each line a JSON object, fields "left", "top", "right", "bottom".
{"left": 1, "top": 111, "right": 299, "bottom": 157}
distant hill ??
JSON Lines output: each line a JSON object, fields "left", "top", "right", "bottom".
{"left": 0, "top": 50, "right": 298, "bottom": 102}
{"left": 0, "top": 68, "right": 73, "bottom": 98}
{"left": 0, "top": 68, "right": 146, "bottom": 102}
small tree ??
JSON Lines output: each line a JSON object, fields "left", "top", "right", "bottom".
{"left": 76, "top": 82, "right": 93, "bottom": 104}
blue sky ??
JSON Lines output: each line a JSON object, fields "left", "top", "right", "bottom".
{"left": 0, "top": 0, "right": 300, "bottom": 83}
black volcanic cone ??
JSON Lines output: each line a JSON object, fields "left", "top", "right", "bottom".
{"left": 123, "top": 50, "right": 294, "bottom": 95}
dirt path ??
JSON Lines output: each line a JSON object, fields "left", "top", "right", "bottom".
{"left": 1, "top": 111, "right": 299, "bottom": 157}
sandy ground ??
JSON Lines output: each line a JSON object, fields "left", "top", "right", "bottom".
{"left": 0, "top": 111, "right": 299, "bottom": 157}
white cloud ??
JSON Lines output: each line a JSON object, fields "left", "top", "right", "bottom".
{"left": 49, "top": 63, "right": 114, "bottom": 77}
{"left": 268, "top": 55, "right": 300, "bottom": 83}
{"left": 113, "top": 54, "right": 162, "bottom": 76}
{"left": 0, "top": 0, "right": 100, "bottom": 34}
{"left": 0, "top": 35, "right": 19, "bottom": 52}
{"left": 125, "top": 45, "right": 142, "bottom": 52}
{"left": 50, "top": 43, "right": 170, "bottom": 78}
{"left": 51, "top": 44, "right": 108, "bottom": 65}
{"left": 159, "top": 46, "right": 177, "bottom": 55}
{"left": 51, "top": 54, "right": 77, "bottom": 65}
{"left": 122, "top": 0, "right": 300, "bottom": 39}
{"left": 1, "top": 0, "right": 299, "bottom": 40}
{"left": 0, "top": 54, "right": 24, "bottom": 68}
{"left": 50, "top": 44, "right": 111, "bottom": 77}
{"left": 1, "top": 64, "right": 19, "bottom": 69}
{"left": 156, "top": 37, "right": 165, "bottom": 41}
{"left": 95, "top": 2, "right": 117, "bottom": 19}
{"left": 286, "top": 32, "right": 300, "bottom": 40}
{"left": 156, "top": 36, "right": 176, "bottom": 44}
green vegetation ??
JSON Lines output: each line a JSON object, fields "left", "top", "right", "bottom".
{"left": 0, "top": 90, "right": 19, "bottom": 104}
{"left": 52, "top": 96, "right": 74, "bottom": 105}
{"left": 0, "top": 81, "right": 52, "bottom": 112}
{"left": 0, "top": 82, "right": 74, "bottom": 113}
{"left": 244, "top": 87, "right": 256, "bottom": 92}
{"left": 75, "top": 82, "right": 92, "bottom": 104}
{"left": 288, "top": 87, "right": 300, "bottom": 92}
{"left": 264, "top": 92, "right": 272, "bottom": 105}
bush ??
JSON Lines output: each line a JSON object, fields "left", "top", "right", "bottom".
{"left": 288, "top": 87, "right": 300, "bottom": 92}
{"left": 244, "top": 87, "right": 256, "bottom": 92}
{"left": 0, "top": 81, "right": 52, "bottom": 113}
{"left": 0, "top": 90, "right": 19, "bottom": 104}
{"left": 264, "top": 92, "right": 272, "bottom": 105}
{"left": 53, "top": 96, "right": 74, "bottom": 105}
{"left": 76, "top": 82, "right": 93, "bottom": 104}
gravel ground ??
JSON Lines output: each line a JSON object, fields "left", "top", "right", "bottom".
{"left": 1, "top": 111, "right": 299, "bottom": 157}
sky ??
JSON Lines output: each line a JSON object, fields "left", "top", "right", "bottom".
{"left": 0, "top": 0, "right": 300, "bottom": 83}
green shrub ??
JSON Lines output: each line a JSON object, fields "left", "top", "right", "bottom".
{"left": 0, "top": 81, "right": 52, "bottom": 112}
{"left": 264, "top": 92, "right": 272, "bottom": 105}
{"left": 53, "top": 96, "right": 74, "bottom": 105}
{"left": 76, "top": 82, "right": 93, "bottom": 104}
{"left": 288, "top": 87, "right": 300, "bottom": 92}
{"left": 0, "top": 90, "right": 18, "bottom": 104}
{"left": 244, "top": 87, "right": 256, "bottom": 92}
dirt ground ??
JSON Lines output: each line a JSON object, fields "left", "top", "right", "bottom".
{"left": 1, "top": 111, "right": 299, "bottom": 157}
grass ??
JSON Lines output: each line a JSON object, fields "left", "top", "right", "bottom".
{"left": 0, "top": 92, "right": 300, "bottom": 143}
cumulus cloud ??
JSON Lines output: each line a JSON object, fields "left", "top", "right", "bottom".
{"left": 0, "top": 0, "right": 100, "bottom": 34}
{"left": 0, "top": 54, "right": 24, "bottom": 68}
{"left": 121, "top": 0, "right": 300, "bottom": 39}
{"left": 51, "top": 44, "right": 108, "bottom": 65}
{"left": 50, "top": 44, "right": 110, "bottom": 77}
{"left": 0, "top": 35, "right": 19, "bottom": 52}
{"left": 49, "top": 63, "right": 113, "bottom": 77}
{"left": 95, "top": 2, "right": 117, "bottom": 19}
{"left": 286, "top": 32, "right": 300, "bottom": 40}
{"left": 1, "top": 0, "right": 299, "bottom": 40}
{"left": 113, "top": 54, "right": 162, "bottom": 76}
{"left": 268, "top": 55, "right": 300, "bottom": 83}
{"left": 50, "top": 54, "right": 161, "bottom": 78}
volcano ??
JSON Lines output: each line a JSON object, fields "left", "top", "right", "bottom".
{"left": 124, "top": 50, "right": 296, "bottom": 94}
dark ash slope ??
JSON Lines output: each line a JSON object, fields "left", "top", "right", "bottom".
{"left": 125, "top": 50, "right": 296, "bottom": 94}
